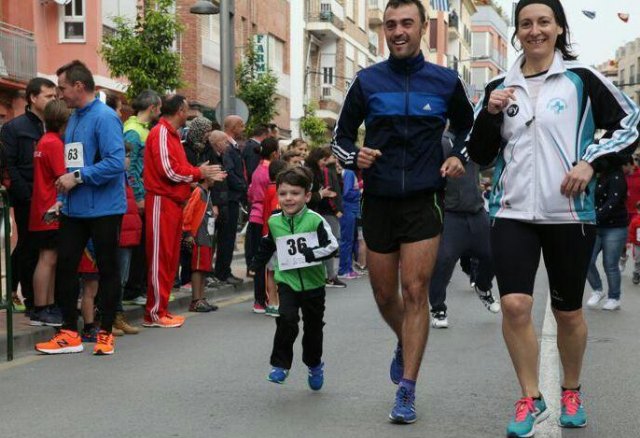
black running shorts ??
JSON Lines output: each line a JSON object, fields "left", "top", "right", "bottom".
{"left": 490, "top": 218, "right": 596, "bottom": 311}
{"left": 362, "top": 191, "right": 444, "bottom": 254}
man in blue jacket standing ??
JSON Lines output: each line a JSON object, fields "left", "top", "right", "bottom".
{"left": 35, "top": 60, "right": 126, "bottom": 356}
{"left": 332, "top": 0, "right": 474, "bottom": 424}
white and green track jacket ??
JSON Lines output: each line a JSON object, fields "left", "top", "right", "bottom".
{"left": 469, "top": 51, "right": 639, "bottom": 223}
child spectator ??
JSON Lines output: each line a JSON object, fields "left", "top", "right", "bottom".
{"left": 28, "top": 100, "right": 69, "bottom": 326}
{"left": 250, "top": 167, "right": 338, "bottom": 390}
{"left": 247, "top": 137, "right": 280, "bottom": 313}
{"left": 183, "top": 174, "right": 222, "bottom": 312}
{"left": 113, "top": 142, "right": 143, "bottom": 334}
{"left": 282, "top": 150, "right": 303, "bottom": 167}
{"left": 628, "top": 201, "right": 640, "bottom": 285}
{"left": 262, "top": 159, "right": 288, "bottom": 317}
{"left": 337, "top": 162, "right": 361, "bottom": 279}
{"left": 78, "top": 242, "right": 100, "bottom": 342}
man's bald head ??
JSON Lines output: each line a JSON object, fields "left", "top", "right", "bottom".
{"left": 209, "top": 130, "right": 229, "bottom": 154}
{"left": 223, "top": 115, "right": 245, "bottom": 140}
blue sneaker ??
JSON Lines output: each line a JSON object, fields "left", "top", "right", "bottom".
{"left": 81, "top": 326, "right": 100, "bottom": 343}
{"left": 389, "top": 385, "right": 416, "bottom": 424}
{"left": 506, "top": 396, "right": 549, "bottom": 437}
{"left": 308, "top": 362, "right": 324, "bottom": 391}
{"left": 267, "top": 367, "right": 289, "bottom": 384}
{"left": 559, "top": 389, "right": 587, "bottom": 428}
{"left": 390, "top": 343, "right": 403, "bottom": 384}
{"left": 30, "top": 308, "right": 63, "bottom": 327}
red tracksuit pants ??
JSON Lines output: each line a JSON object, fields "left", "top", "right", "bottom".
{"left": 145, "top": 194, "right": 183, "bottom": 321}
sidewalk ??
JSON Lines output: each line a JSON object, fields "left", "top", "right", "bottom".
{"left": 0, "top": 249, "right": 254, "bottom": 360}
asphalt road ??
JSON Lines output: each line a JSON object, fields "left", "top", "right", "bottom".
{"left": 1, "top": 262, "right": 639, "bottom": 438}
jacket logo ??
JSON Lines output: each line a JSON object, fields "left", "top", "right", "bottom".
{"left": 423, "top": 103, "right": 432, "bottom": 111}
{"left": 547, "top": 98, "right": 568, "bottom": 114}
{"left": 506, "top": 104, "right": 519, "bottom": 117}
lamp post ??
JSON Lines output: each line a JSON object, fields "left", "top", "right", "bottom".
{"left": 190, "top": 0, "right": 236, "bottom": 121}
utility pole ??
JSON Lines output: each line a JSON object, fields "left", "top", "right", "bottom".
{"left": 220, "top": 0, "right": 236, "bottom": 119}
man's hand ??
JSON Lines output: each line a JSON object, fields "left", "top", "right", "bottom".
{"left": 336, "top": 211, "right": 343, "bottom": 219}
{"left": 136, "top": 199, "right": 145, "bottom": 213}
{"left": 43, "top": 201, "right": 63, "bottom": 224}
{"left": 199, "top": 162, "right": 223, "bottom": 180}
{"left": 440, "top": 156, "right": 465, "bottom": 178}
{"left": 212, "top": 205, "right": 219, "bottom": 218}
{"left": 210, "top": 169, "right": 227, "bottom": 182}
{"left": 487, "top": 87, "right": 516, "bottom": 115}
{"left": 55, "top": 172, "right": 78, "bottom": 194}
{"left": 561, "top": 161, "right": 594, "bottom": 198}
{"left": 357, "top": 147, "right": 382, "bottom": 169}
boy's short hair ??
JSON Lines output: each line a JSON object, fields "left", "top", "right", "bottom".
{"left": 268, "top": 159, "right": 288, "bottom": 182}
{"left": 44, "top": 100, "right": 70, "bottom": 133}
{"left": 276, "top": 166, "right": 312, "bottom": 192}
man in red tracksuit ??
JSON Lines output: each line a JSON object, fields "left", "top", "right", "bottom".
{"left": 142, "top": 95, "right": 222, "bottom": 327}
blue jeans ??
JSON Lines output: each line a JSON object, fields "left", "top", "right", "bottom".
{"left": 116, "top": 247, "right": 133, "bottom": 312}
{"left": 586, "top": 227, "right": 627, "bottom": 300}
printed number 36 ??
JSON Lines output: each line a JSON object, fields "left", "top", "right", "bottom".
{"left": 286, "top": 237, "right": 308, "bottom": 255}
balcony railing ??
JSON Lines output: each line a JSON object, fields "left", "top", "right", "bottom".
{"left": 0, "top": 22, "right": 36, "bottom": 83}
{"left": 306, "top": 1, "right": 345, "bottom": 31}
{"left": 310, "top": 83, "right": 344, "bottom": 104}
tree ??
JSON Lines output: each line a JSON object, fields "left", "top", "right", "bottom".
{"left": 100, "top": 0, "right": 183, "bottom": 100}
{"left": 235, "top": 39, "right": 279, "bottom": 134}
{"left": 300, "top": 102, "right": 329, "bottom": 148}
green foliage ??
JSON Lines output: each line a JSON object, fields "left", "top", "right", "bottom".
{"left": 100, "top": 0, "right": 183, "bottom": 100}
{"left": 235, "top": 40, "right": 279, "bottom": 134}
{"left": 300, "top": 103, "right": 329, "bottom": 147}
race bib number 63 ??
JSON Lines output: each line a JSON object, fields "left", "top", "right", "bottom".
{"left": 64, "top": 142, "right": 85, "bottom": 168}
{"left": 275, "top": 232, "right": 322, "bottom": 271}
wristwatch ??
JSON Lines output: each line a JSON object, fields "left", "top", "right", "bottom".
{"left": 73, "top": 170, "right": 83, "bottom": 184}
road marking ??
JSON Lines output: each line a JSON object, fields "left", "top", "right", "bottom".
{"left": 0, "top": 292, "right": 254, "bottom": 371}
{"left": 537, "top": 297, "right": 561, "bottom": 437}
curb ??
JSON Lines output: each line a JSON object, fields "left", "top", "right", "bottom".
{"left": 0, "top": 279, "right": 254, "bottom": 360}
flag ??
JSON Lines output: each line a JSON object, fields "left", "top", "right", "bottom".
{"left": 618, "top": 13, "right": 630, "bottom": 23}
{"left": 581, "top": 10, "right": 596, "bottom": 19}
{"left": 430, "top": 0, "right": 449, "bottom": 13}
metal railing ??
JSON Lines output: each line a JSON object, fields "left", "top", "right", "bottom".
{"left": 306, "top": 0, "right": 345, "bottom": 31}
{"left": 0, "top": 187, "right": 13, "bottom": 361}
{"left": 0, "top": 21, "right": 36, "bottom": 83}
{"left": 310, "top": 83, "right": 344, "bottom": 104}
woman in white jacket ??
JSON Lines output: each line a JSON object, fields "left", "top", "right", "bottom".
{"left": 468, "top": 1, "right": 639, "bottom": 436}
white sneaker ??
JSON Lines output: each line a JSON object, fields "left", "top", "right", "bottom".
{"left": 602, "top": 298, "right": 621, "bottom": 311}
{"left": 431, "top": 311, "right": 449, "bottom": 328}
{"left": 586, "top": 290, "right": 605, "bottom": 308}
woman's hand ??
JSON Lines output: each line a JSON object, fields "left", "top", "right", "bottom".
{"left": 561, "top": 161, "right": 594, "bottom": 198}
{"left": 487, "top": 87, "right": 516, "bottom": 115}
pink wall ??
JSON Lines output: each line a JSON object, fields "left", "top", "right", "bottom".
{"left": 34, "top": 1, "right": 111, "bottom": 80}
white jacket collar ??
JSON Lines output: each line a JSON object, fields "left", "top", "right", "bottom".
{"left": 503, "top": 50, "right": 567, "bottom": 89}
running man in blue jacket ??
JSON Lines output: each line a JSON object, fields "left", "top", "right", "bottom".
{"left": 331, "top": 0, "right": 474, "bottom": 424}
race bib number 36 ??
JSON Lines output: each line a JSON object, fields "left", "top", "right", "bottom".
{"left": 64, "top": 142, "right": 85, "bottom": 168}
{"left": 275, "top": 232, "right": 322, "bottom": 271}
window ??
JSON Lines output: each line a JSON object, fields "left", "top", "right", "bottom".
{"left": 345, "top": 43, "right": 355, "bottom": 83}
{"left": 358, "top": 0, "right": 366, "bottom": 30}
{"left": 345, "top": 0, "right": 355, "bottom": 20}
{"left": 60, "top": 0, "right": 85, "bottom": 42}
{"left": 202, "top": 14, "right": 221, "bottom": 70}
{"left": 620, "top": 69, "right": 625, "bottom": 86}
{"left": 268, "top": 36, "right": 284, "bottom": 73}
{"left": 630, "top": 65, "right": 636, "bottom": 85}
{"left": 323, "top": 67, "right": 334, "bottom": 85}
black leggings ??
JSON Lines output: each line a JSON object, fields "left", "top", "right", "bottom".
{"left": 55, "top": 214, "right": 122, "bottom": 332}
{"left": 490, "top": 218, "right": 596, "bottom": 311}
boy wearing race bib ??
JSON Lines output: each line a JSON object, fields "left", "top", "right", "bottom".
{"left": 250, "top": 167, "right": 339, "bottom": 390}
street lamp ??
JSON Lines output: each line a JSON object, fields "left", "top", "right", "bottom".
{"left": 190, "top": 0, "right": 236, "bottom": 121}
{"left": 190, "top": 0, "right": 219, "bottom": 15}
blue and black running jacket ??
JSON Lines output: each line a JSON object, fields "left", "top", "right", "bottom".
{"left": 332, "top": 51, "right": 474, "bottom": 198}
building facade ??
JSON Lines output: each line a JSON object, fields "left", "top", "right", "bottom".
{"left": 176, "top": 0, "right": 291, "bottom": 133}
{"left": 615, "top": 38, "right": 640, "bottom": 105}
{"left": 469, "top": 0, "right": 508, "bottom": 103}
{"left": 446, "top": 0, "right": 476, "bottom": 84}
{"left": 0, "top": 0, "right": 136, "bottom": 124}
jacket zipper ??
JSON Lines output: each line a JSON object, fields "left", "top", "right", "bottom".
{"left": 288, "top": 216, "right": 305, "bottom": 291}
{"left": 531, "top": 115, "right": 538, "bottom": 220}
{"left": 403, "top": 69, "right": 409, "bottom": 195}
